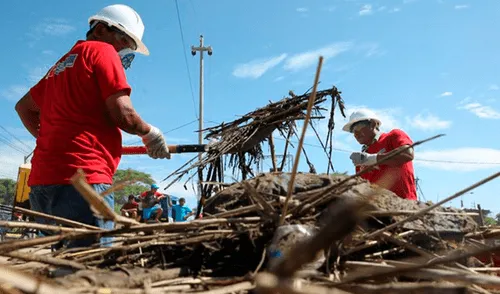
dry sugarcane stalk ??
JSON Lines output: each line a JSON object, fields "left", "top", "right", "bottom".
{"left": 255, "top": 272, "right": 351, "bottom": 294}
{"left": 70, "top": 169, "right": 140, "bottom": 227}
{"left": 344, "top": 261, "right": 500, "bottom": 288}
{"left": 3, "top": 251, "right": 87, "bottom": 270}
{"left": 270, "top": 194, "right": 370, "bottom": 278}
{"left": 363, "top": 171, "right": 500, "bottom": 241}
{"left": 337, "top": 243, "right": 500, "bottom": 285}
{"left": 12, "top": 206, "right": 100, "bottom": 230}
{"left": 0, "top": 265, "right": 73, "bottom": 294}
{"left": 194, "top": 281, "right": 254, "bottom": 294}
{"left": 338, "top": 282, "right": 470, "bottom": 294}
{"left": 280, "top": 56, "right": 324, "bottom": 226}
{"left": 0, "top": 220, "right": 91, "bottom": 234}
{"left": 369, "top": 210, "right": 480, "bottom": 217}
{"left": 268, "top": 134, "right": 278, "bottom": 172}
{"left": 55, "top": 267, "right": 190, "bottom": 288}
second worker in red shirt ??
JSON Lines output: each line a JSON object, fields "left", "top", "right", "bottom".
{"left": 342, "top": 109, "right": 417, "bottom": 201}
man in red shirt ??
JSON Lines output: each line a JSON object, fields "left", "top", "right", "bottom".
{"left": 342, "top": 109, "right": 417, "bottom": 200}
{"left": 140, "top": 184, "right": 172, "bottom": 222}
{"left": 14, "top": 4, "right": 171, "bottom": 248}
{"left": 120, "top": 194, "right": 139, "bottom": 219}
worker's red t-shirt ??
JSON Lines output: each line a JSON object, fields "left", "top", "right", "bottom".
{"left": 28, "top": 40, "right": 131, "bottom": 186}
{"left": 355, "top": 129, "right": 417, "bottom": 200}
{"left": 140, "top": 191, "right": 163, "bottom": 198}
{"left": 121, "top": 201, "right": 139, "bottom": 210}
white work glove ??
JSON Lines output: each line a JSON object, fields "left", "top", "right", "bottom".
{"left": 141, "top": 125, "right": 171, "bottom": 159}
{"left": 350, "top": 152, "right": 377, "bottom": 166}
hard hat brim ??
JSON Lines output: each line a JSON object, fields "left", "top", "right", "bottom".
{"left": 342, "top": 117, "right": 381, "bottom": 133}
{"left": 89, "top": 16, "right": 149, "bottom": 56}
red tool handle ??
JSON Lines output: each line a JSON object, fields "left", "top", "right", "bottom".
{"left": 122, "top": 144, "right": 207, "bottom": 155}
{"left": 122, "top": 146, "right": 148, "bottom": 155}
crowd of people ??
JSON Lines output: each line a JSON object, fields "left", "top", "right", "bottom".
{"left": 120, "top": 184, "right": 195, "bottom": 223}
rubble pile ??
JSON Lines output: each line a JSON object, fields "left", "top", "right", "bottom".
{"left": 1, "top": 82, "right": 500, "bottom": 293}
{"left": 1, "top": 172, "right": 500, "bottom": 294}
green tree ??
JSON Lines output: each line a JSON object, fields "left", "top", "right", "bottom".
{"left": 0, "top": 179, "right": 16, "bottom": 206}
{"left": 112, "top": 168, "right": 155, "bottom": 210}
{"left": 484, "top": 217, "right": 497, "bottom": 226}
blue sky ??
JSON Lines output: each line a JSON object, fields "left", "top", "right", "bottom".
{"left": 0, "top": 0, "right": 499, "bottom": 212}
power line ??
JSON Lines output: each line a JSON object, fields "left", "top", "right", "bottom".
{"left": 273, "top": 137, "right": 500, "bottom": 165}
{"left": 0, "top": 134, "right": 29, "bottom": 155}
{"left": 0, "top": 125, "right": 33, "bottom": 152}
{"left": 125, "top": 119, "right": 198, "bottom": 146}
{"left": 174, "top": 0, "right": 198, "bottom": 120}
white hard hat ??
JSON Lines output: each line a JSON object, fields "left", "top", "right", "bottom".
{"left": 89, "top": 4, "right": 149, "bottom": 56}
{"left": 342, "top": 109, "right": 381, "bottom": 132}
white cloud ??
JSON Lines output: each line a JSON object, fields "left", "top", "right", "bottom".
{"left": 440, "top": 91, "right": 453, "bottom": 97}
{"left": 415, "top": 148, "right": 500, "bottom": 172}
{"left": 232, "top": 54, "right": 287, "bottom": 79}
{"left": 359, "top": 4, "right": 373, "bottom": 15}
{"left": 284, "top": 42, "right": 352, "bottom": 71}
{"left": 28, "top": 66, "right": 51, "bottom": 84}
{"left": 389, "top": 7, "right": 401, "bottom": 13}
{"left": 454, "top": 4, "right": 469, "bottom": 9}
{"left": 459, "top": 102, "right": 500, "bottom": 119}
{"left": 1, "top": 85, "right": 29, "bottom": 102}
{"left": 274, "top": 76, "right": 285, "bottom": 82}
{"left": 489, "top": 84, "right": 499, "bottom": 91}
{"left": 406, "top": 113, "right": 452, "bottom": 131}
{"left": 296, "top": 7, "right": 308, "bottom": 12}
{"left": 35, "top": 19, "right": 75, "bottom": 36}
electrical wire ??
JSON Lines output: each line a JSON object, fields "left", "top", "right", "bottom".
{"left": 174, "top": 0, "right": 198, "bottom": 120}
{"left": 0, "top": 125, "right": 33, "bottom": 152}
{"left": 124, "top": 119, "right": 198, "bottom": 146}
{"left": 273, "top": 137, "right": 500, "bottom": 165}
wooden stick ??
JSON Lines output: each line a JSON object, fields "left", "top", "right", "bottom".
{"left": 3, "top": 251, "right": 87, "bottom": 270}
{"left": 195, "top": 281, "right": 254, "bottom": 294}
{"left": 271, "top": 196, "right": 368, "bottom": 278}
{"left": 0, "top": 265, "right": 72, "bottom": 294}
{"left": 337, "top": 243, "right": 500, "bottom": 285}
{"left": 369, "top": 210, "right": 479, "bottom": 217}
{"left": 363, "top": 171, "right": 500, "bottom": 240}
{"left": 12, "top": 206, "right": 100, "bottom": 230}
{"left": 70, "top": 169, "right": 140, "bottom": 226}
{"left": 268, "top": 134, "right": 278, "bottom": 172}
{"left": 280, "top": 56, "right": 324, "bottom": 226}
{"left": 0, "top": 220, "right": 90, "bottom": 234}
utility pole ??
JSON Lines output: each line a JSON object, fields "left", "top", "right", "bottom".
{"left": 191, "top": 35, "right": 213, "bottom": 201}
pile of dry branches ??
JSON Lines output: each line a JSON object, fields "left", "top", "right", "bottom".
{"left": 0, "top": 168, "right": 499, "bottom": 294}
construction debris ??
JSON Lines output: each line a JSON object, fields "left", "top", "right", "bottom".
{"left": 1, "top": 172, "right": 500, "bottom": 293}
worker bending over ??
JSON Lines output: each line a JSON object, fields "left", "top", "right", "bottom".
{"left": 343, "top": 109, "right": 417, "bottom": 200}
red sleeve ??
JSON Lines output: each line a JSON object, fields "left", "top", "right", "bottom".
{"left": 92, "top": 44, "right": 132, "bottom": 99}
{"left": 140, "top": 191, "right": 147, "bottom": 198}
{"left": 388, "top": 129, "right": 413, "bottom": 148}
{"left": 155, "top": 192, "right": 163, "bottom": 198}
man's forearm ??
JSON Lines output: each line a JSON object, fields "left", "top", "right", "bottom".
{"left": 116, "top": 107, "right": 150, "bottom": 136}
{"left": 377, "top": 145, "right": 414, "bottom": 166}
{"left": 17, "top": 110, "right": 39, "bottom": 138}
